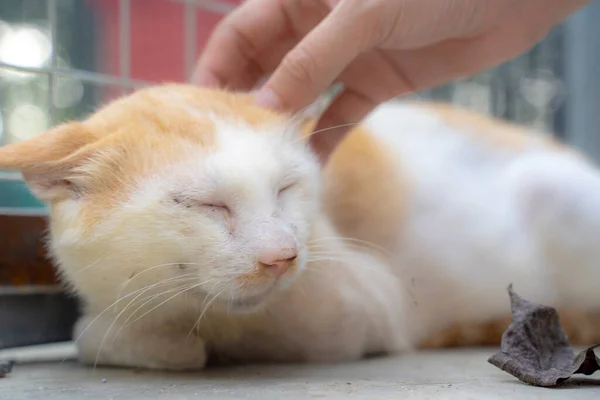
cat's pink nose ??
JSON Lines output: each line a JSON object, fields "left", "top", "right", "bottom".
{"left": 259, "top": 248, "right": 298, "bottom": 278}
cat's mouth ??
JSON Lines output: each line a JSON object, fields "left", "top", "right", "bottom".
{"left": 229, "top": 287, "right": 275, "bottom": 312}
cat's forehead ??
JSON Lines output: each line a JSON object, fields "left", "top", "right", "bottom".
{"left": 80, "top": 84, "right": 315, "bottom": 190}
{"left": 161, "top": 118, "right": 305, "bottom": 188}
{"left": 136, "top": 85, "right": 287, "bottom": 128}
{"left": 87, "top": 85, "right": 292, "bottom": 147}
{"left": 127, "top": 115, "right": 310, "bottom": 210}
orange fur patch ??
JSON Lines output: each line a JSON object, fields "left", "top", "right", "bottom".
{"left": 322, "top": 126, "right": 409, "bottom": 253}
{"left": 419, "top": 309, "right": 600, "bottom": 348}
{"left": 419, "top": 102, "right": 571, "bottom": 153}
{"left": 0, "top": 84, "right": 291, "bottom": 230}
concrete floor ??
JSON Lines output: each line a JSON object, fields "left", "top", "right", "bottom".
{"left": 1, "top": 343, "right": 599, "bottom": 399}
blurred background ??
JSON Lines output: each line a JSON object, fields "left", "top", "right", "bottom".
{"left": 1, "top": 0, "right": 599, "bottom": 348}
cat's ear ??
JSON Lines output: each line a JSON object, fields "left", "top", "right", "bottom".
{"left": 0, "top": 122, "right": 98, "bottom": 201}
{"left": 288, "top": 84, "right": 343, "bottom": 142}
{"left": 296, "top": 93, "right": 331, "bottom": 123}
{"left": 286, "top": 92, "right": 334, "bottom": 142}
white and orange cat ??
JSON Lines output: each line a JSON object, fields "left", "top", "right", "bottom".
{"left": 0, "top": 84, "right": 599, "bottom": 370}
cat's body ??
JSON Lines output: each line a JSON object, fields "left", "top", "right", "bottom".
{"left": 1, "top": 84, "right": 599, "bottom": 370}
{"left": 329, "top": 103, "right": 600, "bottom": 348}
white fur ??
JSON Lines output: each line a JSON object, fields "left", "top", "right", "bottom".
{"left": 364, "top": 102, "right": 600, "bottom": 341}
{"left": 51, "top": 97, "right": 600, "bottom": 370}
{"left": 63, "top": 108, "right": 402, "bottom": 369}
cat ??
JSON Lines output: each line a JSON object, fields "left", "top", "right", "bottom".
{"left": 0, "top": 84, "right": 599, "bottom": 370}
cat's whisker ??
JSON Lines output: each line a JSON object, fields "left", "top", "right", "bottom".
{"left": 292, "top": 122, "right": 360, "bottom": 145}
{"left": 93, "top": 279, "right": 214, "bottom": 367}
{"left": 115, "top": 272, "right": 199, "bottom": 310}
{"left": 307, "top": 244, "right": 384, "bottom": 260}
{"left": 132, "top": 261, "right": 208, "bottom": 276}
{"left": 73, "top": 275, "right": 198, "bottom": 349}
{"left": 119, "top": 277, "right": 203, "bottom": 317}
{"left": 307, "top": 255, "right": 401, "bottom": 284}
{"left": 75, "top": 254, "right": 108, "bottom": 274}
{"left": 124, "top": 280, "right": 215, "bottom": 328}
{"left": 308, "top": 236, "right": 392, "bottom": 257}
{"left": 194, "top": 281, "right": 237, "bottom": 335}
{"left": 307, "top": 254, "right": 388, "bottom": 274}
{"left": 118, "top": 262, "right": 204, "bottom": 295}
{"left": 110, "top": 276, "right": 217, "bottom": 349}
{"left": 308, "top": 244, "right": 416, "bottom": 282}
{"left": 75, "top": 277, "right": 204, "bottom": 368}
{"left": 188, "top": 289, "right": 226, "bottom": 338}
{"left": 109, "top": 284, "right": 195, "bottom": 344}
{"left": 199, "top": 281, "right": 221, "bottom": 312}
{"left": 121, "top": 276, "right": 215, "bottom": 318}
{"left": 307, "top": 255, "right": 416, "bottom": 302}
{"left": 308, "top": 235, "right": 383, "bottom": 246}
{"left": 307, "top": 249, "right": 379, "bottom": 257}
{"left": 285, "top": 95, "right": 334, "bottom": 131}
{"left": 305, "top": 258, "right": 413, "bottom": 310}
{"left": 93, "top": 282, "right": 200, "bottom": 370}
{"left": 307, "top": 240, "right": 382, "bottom": 254}
{"left": 286, "top": 104, "right": 314, "bottom": 130}
{"left": 307, "top": 243, "right": 395, "bottom": 266}
{"left": 111, "top": 280, "right": 211, "bottom": 345}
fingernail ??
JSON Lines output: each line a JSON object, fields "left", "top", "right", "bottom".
{"left": 192, "top": 70, "right": 220, "bottom": 88}
{"left": 254, "top": 88, "right": 282, "bottom": 110}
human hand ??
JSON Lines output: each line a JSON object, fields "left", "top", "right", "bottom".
{"left": 193, "top": 0, "right": 589, "bottom": 162}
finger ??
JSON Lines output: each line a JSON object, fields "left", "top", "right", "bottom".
{"left": 305, "top": 49, "right": 408, "bottom": 163}
{"left": 374, "top": 1, "right": 589, "bottom": 94}
{"left": 251, "top": 38, "right": 299, "bottom": 86}
{"left": 222, "top": 37, "right": 300, "bottom": 92}
{"left": 309, "top": 89, "right": 378, "bottom": 164}
{"left": 255, "top": 3, "right": 372, "bottom": 113}
{"left": 192, "top": 0, "right": 291, "bottom": 89}
{"left": 335, "top": 49, "right": 417, "bottom": 102}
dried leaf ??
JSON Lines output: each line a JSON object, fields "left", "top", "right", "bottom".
{"left": 0, "top": 360, "right": 14, "bottom": 378}
{"left": 488, "top": 285, "right": 600, "bottom": 387}
{"left": 573, "top": 345, "right": 600, "bottom": 376}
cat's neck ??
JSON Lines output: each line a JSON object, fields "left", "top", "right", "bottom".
{"left": 199, "top": 213, "right": 415, "bottom": 358}
{"left": 285, "top": 214, "right": 414, "bottom": 353}
{"left": 306, "top": 214, "right": 346, "bottom": 252}
{"left": 304, "top": 213, "right": 390, "bottom": 269}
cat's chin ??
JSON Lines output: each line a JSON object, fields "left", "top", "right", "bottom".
{"left": 227, "top": 288, "right": 275, "bottom": 314}
{"left": 225, "top": 271, "right": 302, "bottom": 314}
{"left": 228, "top": 300, "right": 268, "bottom": 314}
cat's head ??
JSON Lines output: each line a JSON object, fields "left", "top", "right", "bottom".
{"left": 0, "top": 84, "right": 323, "bottom": 312}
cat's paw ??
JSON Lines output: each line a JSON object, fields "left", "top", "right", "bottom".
{"left": 74, "top": 315, "right": 207, "bottom": 371}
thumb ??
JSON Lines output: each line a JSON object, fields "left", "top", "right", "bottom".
{"left": 254, "top": 3, "right": 371, "bottom": 113}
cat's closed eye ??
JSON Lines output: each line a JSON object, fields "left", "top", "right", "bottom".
{"left": 172, "top": 195, "right": 230, "bottom": 214}
{"left": 204, "top": 204, "right": 230, "bottom": 215}
{"left": 278, "top": 182, "right": 296, "bottom": 196}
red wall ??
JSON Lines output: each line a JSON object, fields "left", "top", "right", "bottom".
{"left": 91, "top": 1, "right": 241, "bottom": 87}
